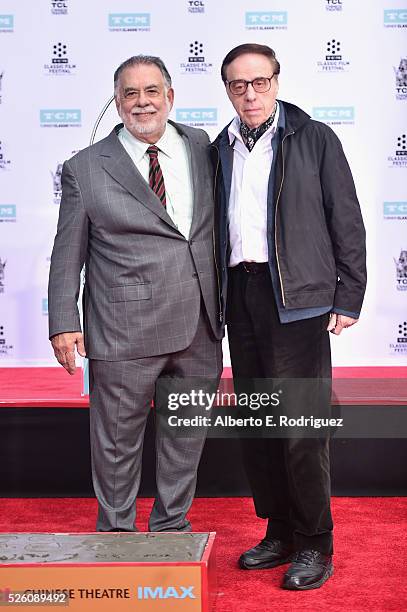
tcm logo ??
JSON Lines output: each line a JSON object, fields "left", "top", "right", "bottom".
{"left": 384, "top": 202, "right": 407, "bottom": 218}
{"left": 313, "top": 107, "right": 354, "bottom": 121}
{"left": 40, "top": 109, "right": 81, "bottom": 123}
{"left": 137, "top": 586, "right": 196, "bottom": 600}
{"left": 384, "top": 9, "right": 407, "bottom": 24}
{"left": 0, "top": 15, "right": 13, "bottom": 31}
{"left": 0, "top": 205, "right": 16, "bottom": 219}
{"left": 176, "top": 108, "right": 217, "bottom": 122}
{"left": 246, "top": 11, "right": 288, "bottom": 26}
{"left": 109, "top": 13, "right": 150, "bottom": 27}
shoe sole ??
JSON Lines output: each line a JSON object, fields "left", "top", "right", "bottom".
{"left": 239, "top": 555, "right": 293, "bottom": 570}
{"left": 282, "top": 563, "right": 334, "bottom": 590}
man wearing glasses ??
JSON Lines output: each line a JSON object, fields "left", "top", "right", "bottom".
{"left": 213, "top": 43, "right": 366, "bottom": 590}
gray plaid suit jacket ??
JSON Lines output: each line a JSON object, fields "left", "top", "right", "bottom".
{"left": 48, "top": 121, "right": 223, "bottom": 361}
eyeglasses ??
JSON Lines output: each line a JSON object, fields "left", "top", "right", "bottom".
{"left": 226, "top": 75, "right": 276, "bottom": 96}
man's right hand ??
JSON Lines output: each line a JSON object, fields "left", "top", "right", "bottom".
{"left": 50, "top": 332, "right": 86, "bottom": 375}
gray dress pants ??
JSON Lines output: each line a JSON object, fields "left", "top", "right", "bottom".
{"left": 89, "top": 308, "right": 222, "bottom": 532}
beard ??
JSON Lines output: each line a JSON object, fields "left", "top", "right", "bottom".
{"left": 129, "top": 115, "right": 164, "bottom": 135}
{"left": 124, "top": 98, "right": 171, "bottom": 139}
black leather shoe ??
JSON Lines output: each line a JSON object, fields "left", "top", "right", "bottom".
{"left": 239, "top": 538, "right": 293, "bottom": 570}
{"left": 282, "top": 549, "right": 333, "bottom": 590}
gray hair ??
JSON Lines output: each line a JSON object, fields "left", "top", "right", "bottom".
{"left": 114, "top": 55, "right": 172, "bottom": 93}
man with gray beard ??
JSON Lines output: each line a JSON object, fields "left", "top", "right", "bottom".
{"left": 48, "top": 55, "right": 222, "bottom": 532}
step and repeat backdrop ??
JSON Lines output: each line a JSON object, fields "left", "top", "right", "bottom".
{"left": 0, "top": 0, "right": 406, "bottom": 367}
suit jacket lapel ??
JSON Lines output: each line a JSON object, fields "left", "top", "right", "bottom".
{"left": 99, "top": 125, "right": 180, "bottom": 232}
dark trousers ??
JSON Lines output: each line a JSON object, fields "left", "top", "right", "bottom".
{"left": 227, "top": 264, "right": 333, "bottom": 555}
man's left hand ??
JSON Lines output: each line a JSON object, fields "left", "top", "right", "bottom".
{"left": 327, "top": 313, "right": 358, "bottom": 335}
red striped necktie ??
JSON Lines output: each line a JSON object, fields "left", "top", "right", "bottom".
{"left": 147, "top": 145, "right": 166, "bottom": 208}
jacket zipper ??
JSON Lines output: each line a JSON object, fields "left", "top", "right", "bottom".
{"left": 212, "top": 145, "right": 223, "bottom": 323}
{"left": 274, "top": 131, "right": 294, "bottom": 307}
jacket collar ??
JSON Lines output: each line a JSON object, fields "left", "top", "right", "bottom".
{"left": 212, "top": 100, "right": 310, "bottom": 148}
{"left": 98, "top": 124, "right": 176, "bottom": 228}
{"left": 98, "top": 121, "right": 202, "bottom": 235}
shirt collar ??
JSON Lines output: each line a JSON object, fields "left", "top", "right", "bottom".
{"left": 227, "top": 101, "right": 280, "bottom": 146}
{"left": 154, "top": 124, "right": 173, "bottom": 158}
{"left": 119, "top": 123, "right": 174, "bottom": 161}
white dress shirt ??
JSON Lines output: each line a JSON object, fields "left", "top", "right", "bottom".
{"left": 227, "top": 104, "right": 279, "bottom": 266}
{"left": 118, "top": 123, "right": 194, "bottom": 239}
